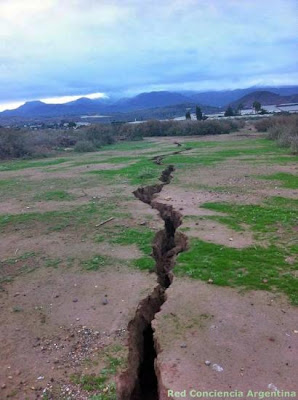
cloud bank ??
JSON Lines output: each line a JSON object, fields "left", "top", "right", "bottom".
{"left": 0, "top": 0, "right": 297, "bottom": 108}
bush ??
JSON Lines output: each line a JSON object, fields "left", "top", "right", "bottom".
{"left": 74, "top": 140, "right": 97, "bottom": 152}
{"left": 126, "top": 119, "right": 244, "bottom": 137}
{"left": 82, "top": 126, "right": 115, "bottom": 147}
{"left": 254, "top": 118, "right": 274, "bottom": 132}
{"left": 0, "top": 128, "right": 31, "bottom": 159}
{"left": 264, "top": 114, "right": 298, "bottom": 154}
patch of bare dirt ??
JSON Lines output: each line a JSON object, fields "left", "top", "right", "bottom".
{"left": 0, "top": 162, "right": 129, "bottom": 181}
{"left": 0, "top": 265, "right": 156, "bottom": 399}
{"left": 0, "top": 231, "right": 142, "bottom": 262}
{"left": 154, "top": 278, "right": 298, "bottom": 399}
{"left": 184, "top": 219, "right": 255, "bottom": 248}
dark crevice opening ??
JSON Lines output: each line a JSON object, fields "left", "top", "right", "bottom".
{"left": 131, "top": 325, "right": 158, "bottom": 400}
{"left": 117, "top": 154, "right": 189, "bottom": 400}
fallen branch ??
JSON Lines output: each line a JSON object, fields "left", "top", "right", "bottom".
{"left": 95, "top": 217, "right": 115, "bottom": 227}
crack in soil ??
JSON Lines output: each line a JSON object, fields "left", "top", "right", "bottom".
{"left": 117, "top": 153, "right": 189, "bottom": 399}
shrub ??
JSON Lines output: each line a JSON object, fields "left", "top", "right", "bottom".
{"left": 254, "top": 118, "right": 274, "bottom": 132}
{"left": 264, "top": 114, "right": 298, "bottom": 154}
{"left": 74, "top": 140, "right": 97, "bottom": 152}
{"left": 0, "top": 128, "right": 31, "bottom": 159}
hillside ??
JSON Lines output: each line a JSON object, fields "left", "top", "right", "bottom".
{"left": 230, "top": 90, "right": 298, "bottom": 108}
{"left": 1, "top": 86, "right": 298, "bottom": 121}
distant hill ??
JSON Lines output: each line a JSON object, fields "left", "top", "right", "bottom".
{"left": 0, "top": 91, "right": 210, "bottom": 119}
{"left": 183, "top": 86, "right": 298, "bottom": 107}
{"left": 115, "top": 91, "right": 193, "bottom": 110}
{"left": 230, "top": 91, "right": 298, "bottom": 108}
{"left": 1, "top": 86, "right": 298, "bottom": 121}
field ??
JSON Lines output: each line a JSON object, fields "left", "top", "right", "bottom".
{"left": 0, "top": 127, "right": 297, "bottom": 399}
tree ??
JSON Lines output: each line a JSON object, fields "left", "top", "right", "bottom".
{"left": 224, "top": 106, "right": 234, "bottom": 117}
{"left": 185, "top": 111, "right": 191, "bottom": 120}
{"left": 195, "top": 105, "right": 203, "bottom": 120}
{"left": 253, "top": 101, "right": 261, "bottom": 113}
{"left": 237, "top": 103, "right": 244, "bottom": 115}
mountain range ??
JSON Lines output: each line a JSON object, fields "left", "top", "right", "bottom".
{"left": 1, "top": 86, "right": 298, "bottom": 120}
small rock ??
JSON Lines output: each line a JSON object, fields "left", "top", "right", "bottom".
{"left": 229, "top": 238, "right": 233, "bottom": 241}
{"left": 76, "top": 318, "right": 80, "bottom": 321}
{"left": 72, "top": 298, "right": 78, "bottom": 303}
{"left": 205, "top": 360, "right": 211, "bottom": 366}
{"left": 8, "top": 376, "right": 12, "bottom": 380}
{"left": 102, "top": 298, "right": 108, "bottom": 305}
{"left": 268, "top": 383, "right": 278, "bottom": 392}
{"left": 212, "top": 363, "right": 223, "bottom": 372}
{"left": 37, "top": 376, "right": 44, "bottom": 381}
{"left": 263, "top": 279, "right": 268, "bottom": 283}
{"left": 13, "top": 293, "right": 20, "bottom": 297}
{"left": 207, "top": 279, "right": 214, "bottom": 284}
{"left": 180, "top": 343, "right": 187, "bottom": 348}
{"left": 1, "top": 384, "right": 6, "bottom": 389}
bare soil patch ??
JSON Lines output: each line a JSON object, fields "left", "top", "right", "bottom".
{"left": 155, "top": 278, "right": 298, "bottom": 399}
{"left": 0, "top": 265, "right": 156, "bottom": 399}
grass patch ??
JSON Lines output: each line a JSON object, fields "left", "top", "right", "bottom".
{"left": 108, "top": 227, "right": 155, "bottom": 270}
{"left": 201, "top": 197, "right": 298, "bottom": 235}
{"left": 175, "top": 239, "right": 298, "bottom": 304}
{"left": 164, "top": 139, "right": 296, "bottom": 168}
{"left": 89, "top": 157, "right": 163, "bottom": 185}
{"left": 71, "top": 353, "right": 123, "bottom": 399}
{"left": 82, "top": 255, "right": 112, "bottom": 271}
{"left": 101, "top": 140, "right": 157, "bottom": 152}
{"left": 0, "top": 179, "right": 17, "bottom": 188}
{"left": 34, "top": 190, "right": 75, "bottom": 201}
{"left": 258, "top": 172, "right": 298, "bottom": 189}
{"left": 0, "top": 200, "right": 120, "bottom": 233}
{"left": 0, "top": 158, "right": 70, "bottom": 171}
{"left": 43, "top": 258, "right": 61, "bottom": 268}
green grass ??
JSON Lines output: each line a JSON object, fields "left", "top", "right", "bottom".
{"left": 0, "top": 252, "right": 38, "bottom": 285}
{"left": 43, "top": 258, "right": 61, "bottom": 268}
{"left": 258, "top": 172, "right": 298, "bottom": 189}
{"left": 108, "top": 227, "right": 155, "bottom": 270}
{"left": 0, "top": 200, "right": 119, "bottom": 233}
{"left": 102, "top": 140, "right": 157, "bottom": 152}
{"left": 0, "top": 179, "right": 17, "bottom": 188}
{"left": 82, "top": 255, "right": 112, "bottom": 271}
{"left": 0, "top": 157, "right": 70, "bottom": 171}
{"left": 175, "top": 239, "right": 298, "bottom": 304}
{"left": 69, "top": 156, "right": 133, "bottom": 168}
{"left": 164, "top": 139, "right": 297, "bottom": 168}
{"left": 89, "top": 157, "right": 163, "bottom": 185}
{"left": 34, "top": 190, "right": 75, "bottom": 201}
{"left": 71, "top": 354, "right": 123, "bottom": 400}
{"left": 201, "top": 197, "right": 298, "bottom": 235}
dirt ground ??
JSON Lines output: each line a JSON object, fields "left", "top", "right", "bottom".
{"left": 0, "top": 131, "right": 297, "bottom": 399}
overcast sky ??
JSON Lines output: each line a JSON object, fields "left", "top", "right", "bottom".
{"left": 0, "top": 0, "right": 297, "bottom": 110}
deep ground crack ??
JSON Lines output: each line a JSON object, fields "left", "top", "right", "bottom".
{"left": 117, "top": 151, "right": 189, "bottom": 400}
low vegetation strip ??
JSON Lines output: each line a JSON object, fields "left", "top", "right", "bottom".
{"left": 257, "top": 172, "right": 298, "bottom": 189}
{"left": 254, "top": 114, "right": 298, "bottom": 154}
{"left": 175, "top": 239, "right": 298, "bottom": 305}
{"left": 201, "top": 197, "right": 298, "bottom": 235}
